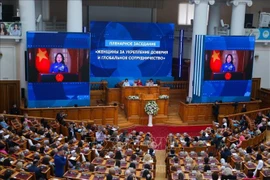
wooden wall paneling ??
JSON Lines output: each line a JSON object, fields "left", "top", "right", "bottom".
{"left": 160, "top": 87, "right": 170, "bottom": 95}
{"left": 78, "top": 109, "right": 90, "bottom": 120}
{"left": 125, "top": 99, "right": 140, "bottom": 124}
{"left": 103, "top": 107, "right": 117, "bottom": 125}
{"left": 106, "top": 88, "right": 121, "bottom": 105}
{"left": 92, "top": 108, "right": 103, "bottom": 124}
{"left": 41, "top": 109, "right": 55, "bottom": 118}
{"left": 66, "top": 109, "right": 79, "bottom": 120}
{"left": 27, "top": 110, "right": 42, "bottom": 117}
{"left": 251, "top": 78, "right": 261, "bottom": 100}
{"left": 0, "top": 80, "right": 20, "bottom": 114}
{"left": 259, "top": 88, "right": 270, "bottom": 108}
{"left": 149, "top": 86, "right": 159, "bottom": 94}
{"left": 0, "top": 84, "right": 7, "bottom": 113}
{"left": 90, "top": 90, "right": 104, "bottom": 105}
{"left": 134, "top": 87, "right": 148, "bottom": 96}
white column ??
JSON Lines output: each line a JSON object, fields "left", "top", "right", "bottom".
{"left": 229, "top": 0, "right": 253, "bottom": 35}
{"left": 188, "top": 0, "right": 214, "bottom": 98}
{"left": 152, "top": 8, "right": 157, "bottom": 23}
{"left": 67, "top": 0, "right": 83, "bottom": 32}
{"left": 207, "top": 3, "right": 220, "bottom": 35}
{"left": 19, "top": 0, "right": 36, "bottom": 89}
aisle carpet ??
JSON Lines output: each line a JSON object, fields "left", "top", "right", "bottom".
{"left": 123, "top": 125, "right": 211, "bottom": 150}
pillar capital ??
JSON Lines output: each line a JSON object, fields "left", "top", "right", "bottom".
{"left": 189, "top": 0, "right": 215, "bottom": 5}
{"left": 227, "top": 0, "right": 253, "bottom": 7}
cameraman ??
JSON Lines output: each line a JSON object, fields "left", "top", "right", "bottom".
{"left": 212, "top": 101, "right": 220, "bottom": 122}
{"left": 56, "top": 111, "right": 67, "bottom": 125}
{"left": 95, "top": 126, "right": 106, "bottom": 144}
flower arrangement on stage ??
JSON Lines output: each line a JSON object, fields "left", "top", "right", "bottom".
{"left": 128, "top": 95, "right": 140, "bottom": 100}
{"left": 159, "top": 95, "right": 169, "bottom": 99}
{"left": 144, "top": 101, "right": 159, "bottom": 115}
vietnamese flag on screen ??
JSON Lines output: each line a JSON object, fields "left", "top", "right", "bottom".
{"left": 210, "top": 50, "right": 222, "bottom": 72}
{"left": 35, "top": 48, "right": 51, "bottom": 73}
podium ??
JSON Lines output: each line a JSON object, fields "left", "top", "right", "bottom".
{"left": 124, "top": 93, "right": 169, "bottom": 126}
{"left": 140, "top": 94, "right": 158, "bottom": 127}
{"left": 139, "top": 93, "right": 158, "bottom": 101}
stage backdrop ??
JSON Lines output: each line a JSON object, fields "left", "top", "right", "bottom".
{"left": 90, "top": 21, "right": 174, "bottom": 87}
{"left": 192, "top": 36, "right": 255, "bottom": 103}
{"left": 27, "top": 32, "right": 90, "bottom": 108}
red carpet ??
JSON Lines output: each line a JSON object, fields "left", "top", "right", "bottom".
{"left": 123, "top": 125, "right": 211, "bottom": 150}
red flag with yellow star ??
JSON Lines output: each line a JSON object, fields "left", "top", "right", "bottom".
{"left": 35, "top": 48, "right": 51, "bottom": 73}
{"left": 210, "top": 50, "right": 222, "bottom": 72}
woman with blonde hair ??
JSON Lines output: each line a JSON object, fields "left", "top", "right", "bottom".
{"left": 142, "top": 154, "right": 153, "bottom": 163}
{"left": 221, "top": 167, "right": 236, "bottom": 179}
{"left": 15, "top": 162, "right": 24, "bottom": 171}
{"left": 195, "top": 171, "right": 203, "bottom": 180}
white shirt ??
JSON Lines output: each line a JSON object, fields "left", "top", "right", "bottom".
{"left": 123, "top": 81, "right": 130, "bottom": 87}
{"left": 96, "top": 131, "right": 106, "bottom": 142}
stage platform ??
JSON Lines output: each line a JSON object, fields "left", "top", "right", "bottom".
{"left": 19, "top": 99, "right": 262, "bottom": 128}
{"left": 179, "top": 100, "right": 261, "bottom": 124}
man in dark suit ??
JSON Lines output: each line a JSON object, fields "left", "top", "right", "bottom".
{"left": 27, "top": 159, "right": 43, "bottom": 179}
{"left": 212, "top": 101, "right": 220, "bottom": 122}
{"left": 10, "top": 104, "right": 19, "bottom": 115}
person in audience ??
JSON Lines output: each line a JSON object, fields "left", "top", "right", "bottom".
{"left": 10, "top": 104, "right": 19, "bottom": 115}
{"left": 0, "top": 115, "right": 10, "bottom": 130}
{"left": 96, "top": 126, "right": 106, "bottom": 144}
{"left": 68, "top": 123, "right": 76, "bottom": 140}
{"left": 236, "top": 135, "right": 246, "bottom": 148}
{"left": 255, "top": 112, "right": 263, "bottom": 125}
{"left": 241, "top": 104, "right": 247, "bottom": 112}
{"left": 106, "top": 173, "right": 113, "bottom": 180}
{"left": 0, "top": 142, "right": 7, "bottom": 155}
{"left": 147, "top": 146, "right": 155, "bottom": 157}
{"left": 221, "top": 54, "right": 235, "bottom": 72}
{"left": 143, "top": 154, "right": 153, "bottom": 163}
{"left": 243, "top": 170, "right": 256, "bottom": 180}
{"left": 27, "top": 159, "right": 43, "bottom": 179}
{"left": 221, "top": 147, "right": 232, "bottom": 162}
{"left": 3, "top": 169, "right": 13, "bottom": 180}
{"left": 142, "top": 167, "right": 152, "bottom": 180}
{"left": 212, "top": 172, "right": 219, "bottom": 180}
{"left": 114, "top": 149, "right": 123, "bottom": 160}
{"left": 89, "top": 163, "right": 95, "bottom": 172}
{"left": 199, "top": 132, "right": 209, "bottom": 141}
{"left": 195, "top": 171, "right": 203, "bottom": 180}
{"left": 114, "top": 160, "right": 121, "bottom": 174}
{"left": 122, "top": 79, "right": 130, "bottom": 87}
{"left": 221, "top": 167, "right": 236, "bottom": 179}
{"left": 222, "top": 118, "right": 228, "bottom": 128}
{"left": 203, "top": 164, "right": 211, "bottom": 172}
{"left": 253, "top": 154, "right": 263, "bottom": 177}
{"left": 50, "top": 53, "right": 68, "bottom": 73}
{"left": 178, "top": 171, "right": 184, "bottom": 180}
{"left": 15, "top": 161, "right": 24, "bottom": 171}
{"left": 246, "top": 146, "right": 252, "bottom": 154}
{"left": 54, "top": 148, "right": 67, "bottom": 177}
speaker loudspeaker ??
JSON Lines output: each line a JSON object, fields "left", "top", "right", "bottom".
{"left": 21, "top": 88, "right": 25, "bottom": 99}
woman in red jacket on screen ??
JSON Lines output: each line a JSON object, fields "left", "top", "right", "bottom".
{"left": 136, "top": 79, "right": 143, "bottom": 86}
